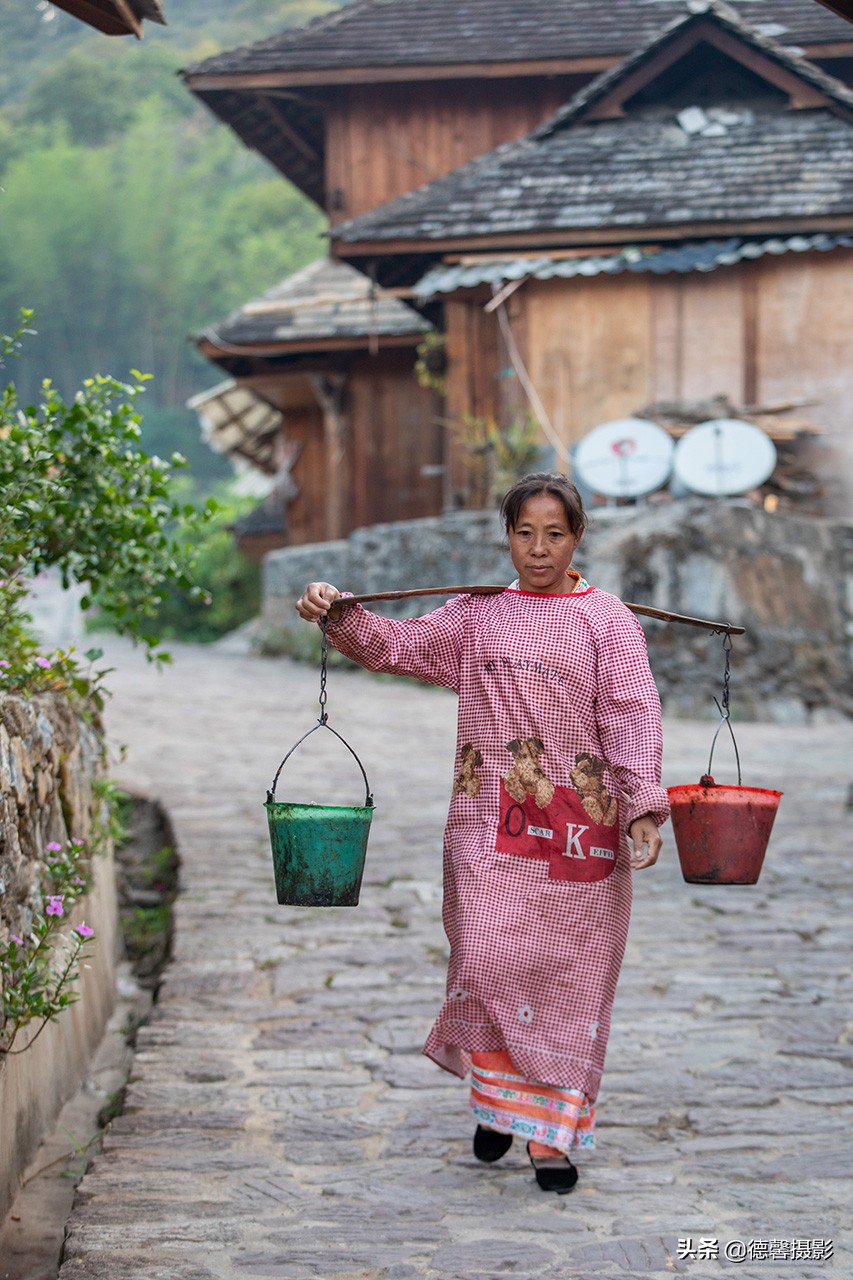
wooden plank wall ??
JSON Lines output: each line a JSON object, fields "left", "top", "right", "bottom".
{"left": 348, "top": 350, "right": 443, "bottom": 528}
{"left": 279, "top": 403, "right": 330, "bottom": 546}
{"left": 754, "top": 251, "right": 851, "bottom": 431}
{"left": 524, "top": 274, "right": 654, "bottom": 445}
{"left": 444, "top": 295, "right": 504, "bottom": 506}
{"left": 325, "top": 77, "right": 585, "bottom": 219}
{"left": 517, "top": 249, "right": 852, "bottom": 452}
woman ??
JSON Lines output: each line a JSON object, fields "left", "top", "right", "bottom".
{"left": 296, "top": 473, "right": 668, "bottom": 1194}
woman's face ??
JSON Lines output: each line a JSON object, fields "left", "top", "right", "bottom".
{"left": 507, "top": 492, "right": 580, "bottom": 594}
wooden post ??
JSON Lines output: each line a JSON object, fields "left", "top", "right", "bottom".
{"left": 309, "top": 374, "right": 348, "bottom": 540}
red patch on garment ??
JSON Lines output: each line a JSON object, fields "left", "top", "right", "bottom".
{"left": 496, "top": 782, "right": 618, "bottom": 882}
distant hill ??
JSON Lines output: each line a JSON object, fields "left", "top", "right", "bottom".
{"left": 0, "top": 0, "right": 342, "bottom": 106}
{"left": 0, "top": 0, "right": 351, "bottom": 486}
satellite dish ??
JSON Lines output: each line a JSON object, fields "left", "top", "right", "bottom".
{"left": 574, "top": 418, "right": 674, "bottom": 498}
{"left": 673, "top": 419, "right": 777, "bottom": 496}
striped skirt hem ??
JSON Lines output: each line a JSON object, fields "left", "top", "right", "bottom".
{"left": 470, "top": 1050, "right": 596, "bottom": 1153}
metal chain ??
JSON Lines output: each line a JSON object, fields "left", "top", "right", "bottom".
{"left": 318, "top": 618, "right": 329, "bottom": 724}
{"left": 720, "top": 630, "right": 732, "bottom": 719}
{"left": 707, "top": 629, "right": 741, "bottom": 785}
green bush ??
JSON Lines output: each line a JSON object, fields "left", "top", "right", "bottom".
{"left": 144, "top": 488, "right": 261, "bottom": 643}
{"left": 0, "top": 313, "right": 211, "bottom": 691}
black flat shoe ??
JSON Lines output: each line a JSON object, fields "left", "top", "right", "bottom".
{"left": 473, "top": 1125, "right": 513, "bottom": 1163}
{"left": 527, "top": 1142, "right": 579, "bottom": 1194}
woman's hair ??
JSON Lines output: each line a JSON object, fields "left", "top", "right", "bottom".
{"left": 500, "top": 472, "right": 587, "bottom": 537}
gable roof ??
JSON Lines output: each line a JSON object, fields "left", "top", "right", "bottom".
{"left": 542, "top": 0, "right": 853, "bottom": 130}
{"left": 184, "top": 0, "right": 850, "bottom": 79}
{"left": 182, "top": 0, "right": 853, "bottom": 209}
{"left": 330, "top": 3, "right": 853, "bottom": 272}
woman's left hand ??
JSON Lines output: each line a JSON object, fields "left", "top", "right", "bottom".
{"left": 628, "top": 815, "right": 662, "bottom": 871}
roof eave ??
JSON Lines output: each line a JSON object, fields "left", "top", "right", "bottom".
{"left": 814, "top": 1, "right": 853, "bottom": 24}
{"left": 183, "top": 55, "right": 622, "bottom": 93}
{"left": 198, "top": 331, "right": 426, "bottom": 361}
{"left": 333, "top": 215, "right": 853, "bottom": 276}
{"left": 52, "top": 0, "right": 166, "bottom": 37}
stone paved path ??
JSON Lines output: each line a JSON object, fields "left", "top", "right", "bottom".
{"left": 56, "top": 638, "right": 851, "bottom": 1280}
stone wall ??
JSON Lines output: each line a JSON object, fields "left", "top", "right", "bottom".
{"left": 0, "top": 693, "right": 117, "bottom": 1224}
{"left": 261, "top": 501, "right": 852, "bottom": 725}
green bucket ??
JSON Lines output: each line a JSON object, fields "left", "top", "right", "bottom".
{"left": 264, "top": 713, "right": 375, "bottom": 907}
{"left": 265, "top": 795, "right": 374, "bottom": 906}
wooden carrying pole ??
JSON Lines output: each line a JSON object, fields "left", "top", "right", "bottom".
{"left": 338, "top": 585, "right": 745, "bottom": 635}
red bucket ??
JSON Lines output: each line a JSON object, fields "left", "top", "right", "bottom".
{"left": 667, "top": 776, "right": 783, "bottom": 885}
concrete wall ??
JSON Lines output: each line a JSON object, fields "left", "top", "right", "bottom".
{"left": 0, "top": 693, "right": 117, "bottom": 1223}
{"left": 261, "top": 501, "right": 852, "bottom": 725}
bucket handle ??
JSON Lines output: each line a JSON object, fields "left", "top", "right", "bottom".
{"left": 266, "top": 619, "right": 374, "bottom": 807}
{"left": 706, "top": 632, "right": 742, "bottom": 785}
{"left": 266, "top": 720, "right": 374, "bottom": 808}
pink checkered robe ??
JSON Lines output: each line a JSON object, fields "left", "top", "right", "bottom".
{"left": 326, "top": 584, "right": 669, "bottom": 1100}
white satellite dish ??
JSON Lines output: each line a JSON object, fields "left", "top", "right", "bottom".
{"left": 574, "top": 418, "right": 674, "bottom": 498}
{"left": 673, "top": 419, "right": 777, "bottom": 496}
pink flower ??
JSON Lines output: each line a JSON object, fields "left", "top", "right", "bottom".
{"left": 35, "top": 657, "right": 51, "bottom": 670}
{"left": 73, "top": 923, "right": 95, "bottom": 939}
{"left": 10, "top": 934, "right": 24, "bottom": 945}
{"left": 0, "top": 659, "right": 10, "bottom": 669}
{"left": 45, "top": 897, "right": 64, "bottom": 918}
{"left": 46, "top": 841, "right": 62, "bottom": 852}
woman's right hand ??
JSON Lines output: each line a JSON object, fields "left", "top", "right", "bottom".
{"left": 295, "top": 581, "right": 343, "bottom": 622}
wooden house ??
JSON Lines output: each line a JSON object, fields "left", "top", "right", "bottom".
{"left": 195, "top": 258, "right": 440, "bottom": 545}
{"left": 185, "top": 0, "right": 853, "bottom": 533}
{"left": 330, "top": 2, "right": 853, "bottom": 510}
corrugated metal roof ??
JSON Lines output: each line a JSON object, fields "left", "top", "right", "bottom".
{"left": 414, "top": 234, "right": 853, "bottom": 297}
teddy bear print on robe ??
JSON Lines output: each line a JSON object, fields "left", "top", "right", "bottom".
{"left": 570, "top": 752, "right": 618, "bottom": 826}
{"left": 504, "top": 738, "right": 555, "bottom": 809}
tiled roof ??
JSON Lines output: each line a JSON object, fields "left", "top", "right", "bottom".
{"left": 542, "top": 0, "right": 853, "bottom": 135}
{"left": 189, "top": 381, "right": 284, "bottom": 473}
{"left": 183, "top": 0, "right": 850, "bottom": 78}
{"left": 331, "top": 9, "right": 853, "bottom": 248}
{"left": 333, "top": 108, "right": 853, "bottom": 245}
{"left": 199, "top": 258, "right": 430, "bottom": 350}
{"left": 414, "top": 234, "right": 853, "bottom": 295}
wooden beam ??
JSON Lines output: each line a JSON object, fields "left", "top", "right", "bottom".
{"left": 445, "top": 246, "right": 633, "bottom": 264}
{"left": 802, "top": 41, "right": 853, "bottom": 56}
{"left": 111, "top": 0, "right": 144, "bottom": 36}
{"left": 309, "top": 374, "right": 348, "bottom": 540}
{"left": 580, "top": 18, "right": 846, "bottom": 124}
{"left": 334, "top": 217, "right": 853, "bottom": 260}
{"left": 52, "top": 0, "right": 142, "bottom": 36}
{"left": 257, "top": 95, "right": 321, "bottom": 165}
{"left": 185, "top": 56, "right": 613, "bottom": 94}
{"left": 198, "top": 333, "right": 423, "bottom": 361}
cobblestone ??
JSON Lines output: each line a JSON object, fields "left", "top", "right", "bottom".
{"left": 52, "top": 638, "right": 852, "bottom": 1279}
